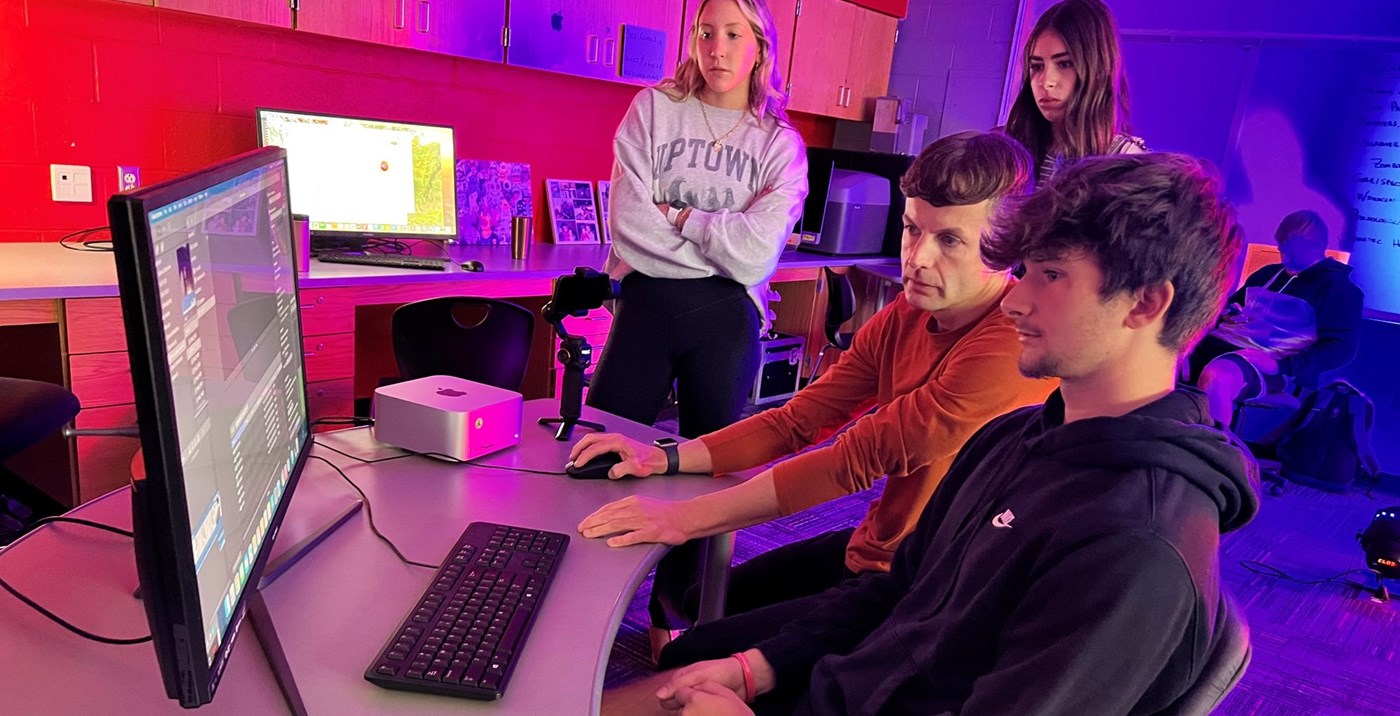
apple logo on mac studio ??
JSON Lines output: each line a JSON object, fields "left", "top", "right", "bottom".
{"left": 436, "top": 387, "right": 466, "bottom": 398}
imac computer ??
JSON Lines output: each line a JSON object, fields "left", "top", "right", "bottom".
{"left": 108, "top": 146, "right": 317, "bottom": 709}
{"left": 255, "top": 108, "right": 457, "bottom": 244}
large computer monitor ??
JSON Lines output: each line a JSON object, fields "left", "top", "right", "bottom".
{"left": 256, "top": 108, "right": 457, "bottom": 242}
{"left": 108, "top": 146, "right": 313, "bottom": 707}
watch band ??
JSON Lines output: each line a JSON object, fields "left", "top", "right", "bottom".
{"left": 665, "top": 205, "right": 681, "bottom": 226}
{"left": 655, "top": 439, "right": 680, "bottom": 475}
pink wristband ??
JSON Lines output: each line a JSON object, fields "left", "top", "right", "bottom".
{"left": 731, "top": 651, "right": 756, "bottom": 704}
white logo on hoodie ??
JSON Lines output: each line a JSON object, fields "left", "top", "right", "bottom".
{"left": 991, "top": 509, "right": 1016, "bottom": 529}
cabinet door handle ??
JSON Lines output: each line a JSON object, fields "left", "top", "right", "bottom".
{"left": 603, "top": 38, "right": 616, "bottom": 66}
{"left": 303, "top": 351, "right": 316, "bottom": 358}
{"left": 586, "top": 34, "right": 600, "bottom": 64}
{"left": 836, "top": 85, "right": 844, "bottom": 106}
{"left": 417, "top": 0, "right": 430, "bottom": 33}
{"left": 842, "top": 86, "right": 853, "bottom": 107}
{"left": 393, "top": 0, "right": 406, "bottom": 29}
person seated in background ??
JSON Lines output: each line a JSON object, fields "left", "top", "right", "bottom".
{"left": 570, "top": 131, "right": 1057, "bottom": 659}
{"left": 602, "top": 152, "right": 1260, "bottom": 716}
{"left": 1185, "top": 210, "right": 1364, "bottom": 426}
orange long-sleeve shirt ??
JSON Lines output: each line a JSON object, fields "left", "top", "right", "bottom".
{"left": 699, "top": 287, "right": 1057, "bottom": 573}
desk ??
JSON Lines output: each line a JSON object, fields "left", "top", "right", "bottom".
{"left": 0, "top": 400, "right": 746, "bottom": 714}
{"left": 0, "top": 241, "right": 895, "bottom": 506}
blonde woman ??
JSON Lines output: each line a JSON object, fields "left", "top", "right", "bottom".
{"left": 582, "top": 0, "right": 807, "bottom": 657}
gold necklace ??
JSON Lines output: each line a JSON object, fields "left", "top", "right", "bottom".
{"left": 698, "top": 100, "right": 745, "bottom": 149}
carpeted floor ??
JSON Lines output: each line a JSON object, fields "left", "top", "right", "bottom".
{"left": 603, "top": 406, "right": 1400, "bottom": 714}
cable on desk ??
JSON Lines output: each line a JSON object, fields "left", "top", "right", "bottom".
{"left": 311, "top": 438, "right": 568, "bottom": 476}
{"left": 58, "top": 226, "right": 114, "bottom": 252}
{"left": 0, "top": 518, "right": 151, "bottom": 645}
{"left": 306, "top": 455, "right": 439, "bottom": 570}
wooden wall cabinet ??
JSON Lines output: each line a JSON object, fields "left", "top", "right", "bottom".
{"left": 507, "top": 0, "right": 684, "bottom": 86}
{"left": 155, "top": 0, "right": 293, "bottom": 28}
{"left": 787, "top": 0, "right": 895, "bottom": 121}
{"left": 297, "top": 0, "right": 506, "bottom": 62}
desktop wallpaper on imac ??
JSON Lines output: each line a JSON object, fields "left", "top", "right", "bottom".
{"left": 257, "top": 108, "right": 457, "bottom": 240}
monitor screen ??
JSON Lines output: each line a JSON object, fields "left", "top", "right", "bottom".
{"left": 109, "top": 146, "right": 312, "bottom": 707}
{"left": 256, "top": 108, "right": 457, "bottom": 240}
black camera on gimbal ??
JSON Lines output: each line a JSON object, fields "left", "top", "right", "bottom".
{"left": 539, "top": 268, "right": 620, "bottom": 440}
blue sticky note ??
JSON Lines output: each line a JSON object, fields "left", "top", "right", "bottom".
{"left": 620, "top": 24, "right": 668, "bottom": 83}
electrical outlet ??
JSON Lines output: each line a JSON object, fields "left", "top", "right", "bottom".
{"left": 117, "top": 165, "right": 141, "bottom": 192}
{"left": 50, "top": 164, "right": 93, "bottom": 203}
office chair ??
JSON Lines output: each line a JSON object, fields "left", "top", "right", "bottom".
{"left": 806, "top": 267, "right": 857, "bottom": 384}
{"left": 0, "top": 378, "right": 80, "bottom": 538}
{"left": 391, "top": 297, "right": 536, "bottom": 391}
{"left": 1160, "top": 590, "right": 1251, "bottom": 716}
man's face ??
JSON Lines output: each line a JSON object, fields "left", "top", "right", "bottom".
{"left": 900, "top": 197, "right": 1001, "bottom": 316}
{"left": 1001, "top": 249, "right": 1134, "bottom": 380}
{"left": 1277, "top": 233, "right": 1325, "bottom": 274}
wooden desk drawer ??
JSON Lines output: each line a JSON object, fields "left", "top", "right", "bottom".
{"left": 308, "top": 378, "right": 354, "bottom": 428}
{"left": 70, "top": 352, "right": 135, "bottom": 408}
{"left": 73, "top": 403, "right": 140, "bottom": 503}
{"left": 303, "top": 333, "right": 354, "bottom": 382}
{"left": 65, "top": 298, "right": 128, "bottom": 354}
{"left": 299, "top": 290, "right": 355, "bottom": 336}
{"left": 0, "top": 299, "right": 58, "bottom": 326}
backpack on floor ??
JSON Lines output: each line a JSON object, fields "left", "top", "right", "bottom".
{"left": 1266, "top": 380, "right": 1380, "bottom": 492}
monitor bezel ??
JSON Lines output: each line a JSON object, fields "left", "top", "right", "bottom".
{"left": 108, "top": 146, "right": 314, "bottom": 707}
{"left": 254, "top": 106, "right": 459, "bottom": 242}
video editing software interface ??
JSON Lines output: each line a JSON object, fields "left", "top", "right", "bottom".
{"left": 257, "top": 109, "right": 457, "bottom": 238}
{"left": 145, "top": 160, "right": 308, "bottom": 664}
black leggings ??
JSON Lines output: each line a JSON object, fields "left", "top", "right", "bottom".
{"left": 586, "top": 273, "right": 761, "bottom": 439}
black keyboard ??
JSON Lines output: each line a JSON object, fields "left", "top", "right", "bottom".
{"left": 365, "top": 522, "right": 568, "bottom": 700}
{"left": 316, "top": 252, "right": 448, "bottom": 271}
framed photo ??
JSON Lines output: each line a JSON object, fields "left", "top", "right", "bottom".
{"left": 457, "top": 159, "right": 532, "bottom": 245}
{"left": 546, "top": 179, "right": 600, "bottom": 243}
{"left": 596, "top": 181, "right": 612, "bottom": 244}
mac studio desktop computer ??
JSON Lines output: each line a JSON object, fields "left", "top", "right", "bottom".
{"left": 255, "top": 108, "right": 457, "bottom": 252}
{"left": 108, "top": 146, "right": 357, "bottom": 712}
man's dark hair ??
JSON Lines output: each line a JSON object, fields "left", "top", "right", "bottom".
{"left": 981, "top": 153, "right": 1243, "bottom": 350}
{"left": 1275, "top": 209, "right": 1328, "bottom": 248}
{"left": 900, "top": 130, "right": 1034, "bottom": 208}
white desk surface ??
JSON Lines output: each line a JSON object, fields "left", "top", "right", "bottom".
{"left": 0, "top": 242, "right": 899, "bottom": 301}
{"left": 0, "top": 400, "right": 748, "bottom": 714}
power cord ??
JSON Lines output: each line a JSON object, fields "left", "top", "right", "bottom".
{"left": 0, "top": 518, "right": 151, "bottom": 645}
{"left": 1239, "top": 560, "right": 1374, "bottom": 591}
{"left": 306, "top": 455, "right": 438, "bottom": 570}
{"left": 58, "top": 226, "right": 114, "bottom": 252}
{"left": 310, "top": 435, "right": 569, "bottom": 476}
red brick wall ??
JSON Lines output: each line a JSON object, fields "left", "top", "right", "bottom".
{"left": 0, "top": 0, "right": 834, "bottom": 242}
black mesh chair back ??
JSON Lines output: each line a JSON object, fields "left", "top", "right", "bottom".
{"left": 391, "top": 297, "right": 535, "bottom": 391}
{"left": 808, "top": 267, "right": 858, "bottom": 384}
{"left": 823, "top": 266, "right": 857, "bottom": 350}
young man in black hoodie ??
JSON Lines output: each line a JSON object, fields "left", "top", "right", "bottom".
{"left": 604, "top": 153, "right": 1260, "bottom": 716}
{"left": 1185, "top": 210, "right": 1364, "bottom": 425}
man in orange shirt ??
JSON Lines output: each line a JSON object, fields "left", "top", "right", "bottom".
{"left": 571, "top": 131, "right": 1057, "bottom": 658}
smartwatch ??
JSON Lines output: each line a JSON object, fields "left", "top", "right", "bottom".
{"left": 666, "top": 199, "right": 689, "bottom": 226}
{"left": 654, "top": 438, "right": 680, "bottom": 475}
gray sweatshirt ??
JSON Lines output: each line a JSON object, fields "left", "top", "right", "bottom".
{"left": 603, "top": 88, "right": 808, "bottom": 330}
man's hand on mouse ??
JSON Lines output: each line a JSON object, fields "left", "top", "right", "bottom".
{"left": 568, "top": 433, "right": 666, "bottom": 479}
{"left": 577, "top": 495, "right": 690, "bottom": 546}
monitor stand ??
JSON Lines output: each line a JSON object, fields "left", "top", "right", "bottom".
{"left": 246, "top": 588, "right": 309, "bottom": 716}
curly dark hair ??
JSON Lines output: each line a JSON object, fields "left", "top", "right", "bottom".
{"left": 981, "top": 153, "right": 1243, "bottom": 350}
{"left": 899, "top": 130, "right": 1034, "bottom": 208}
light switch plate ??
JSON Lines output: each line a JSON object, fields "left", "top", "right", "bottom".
{"left": 51, "top": 164, "right": 93, "bottom": 203}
